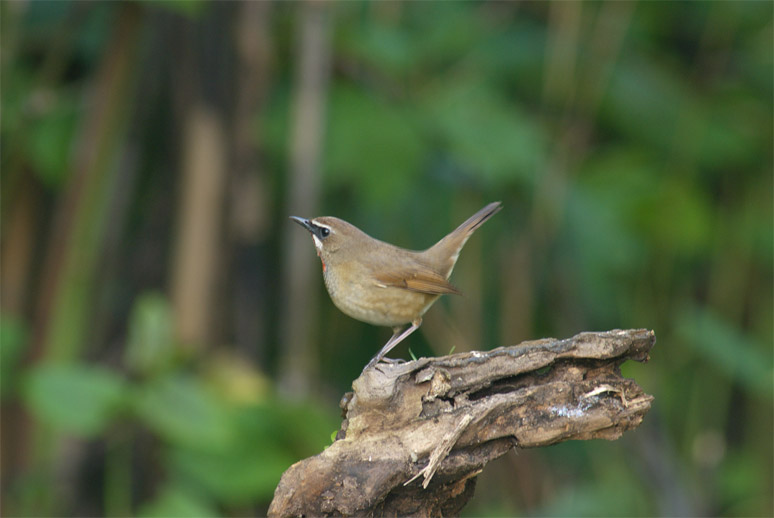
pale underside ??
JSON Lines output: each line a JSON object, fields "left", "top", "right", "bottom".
{"left": 322, "top": 255, "right": 458, "bottom": 328}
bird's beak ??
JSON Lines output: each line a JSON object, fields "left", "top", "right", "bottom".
{"left": 289, "top": 216, "right": 315, "bottom": 234}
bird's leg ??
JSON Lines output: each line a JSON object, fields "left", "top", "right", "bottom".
{"left": 362, "top": 319, "right": 422, "bottom": 373}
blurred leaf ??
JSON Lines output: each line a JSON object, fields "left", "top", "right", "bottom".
{"left": 676, "top": 306, "right": 773, "bottom": 397}
{"left": 73, "top": 4, "right": 116, "bottom": 66}
{"left": 269, "top": 399, "right": 340, "bottom": 454}
{"left": 602, "top": 58, "right": 688, "bottom": 153}
{"left": 738, "top": 10, "right": 774, "bottom": 94}
{"left": 697, "top": 96, "right": 770, "bottom": 173}
{"left": 170, "top": 442, "right": 292, "bottom": 504}
{"left": 573, "top": 150, "right": 650, "bottom": 270}
{"left": 125, "top": 292, "right": 176, "bottom": 376}
{"left": 474, "top": 24, "right": 547, "bottom": 96}
{"left": 169, "top": 398, "right": 337, "bottom": 503}
{"left": 0, "top": 314, "right": 28, "bottom": 398}
{"left": 203, "top": 351, "right": 270, "bottom": 405}
{"left": 26, "top": 94, "right": 78, "bottom": 188}
{"left": 259, "top": 87, "right": 290, "bottom": 164}
{"left": 741, "top": 175, "right": 774, "bottom": 265}
{"left": 579, "top": 149, "right": 713, "bottom": 257}
{"left": 23, "top": 363, "right": 127, "bottom": 436}
{"left": 23, "top": 0, "right": 84, "bottom": 27}
{"left": 719, "top": 451, "right": 770, "bottom": 516}
{"left": 138, "top": 484, "right": 217, "bottom": 518}
{"left": 150, "top": 0, "right": 209, "bottom": 18}
{"left": 167, "top": 401, "right": 334, "bottom": 504}
{"left": 638, "top": 177, "right": 713, "bottom": 256}
{"left": 423, "top": 80, "right": 545, "bottom": 186}
{"left": 567, "top": 153, "right": 650, "bottom": 323}
{"left": 536, "top": 457, "right": 653, "bottom": 516}
{"left": 409, "top": 1, "right": 482, "bottom": 65}
{"left": 0, "top": 65, "right": 32, "bottom": 138}
{"left": 578, "top": 148, "right": 660, "bottom": 209}
{"left": 344, "top": 23, "right": 414, "bottom": 77}
{"left": 325, "top": 86, "right": 424, "bottom": 208}
{"left": 539, "top": 480, "right": 651, "bottom": 516}
{"left": 133, "top": 374, "right": 232, "bottom": 450}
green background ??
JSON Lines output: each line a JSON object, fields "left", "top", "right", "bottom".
{"left": 1, "top": 1, "right": 771, "bottom": 516}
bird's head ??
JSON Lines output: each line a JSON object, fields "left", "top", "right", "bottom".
{"left": 290, "top": 215, "right": 366, "bottom": 269}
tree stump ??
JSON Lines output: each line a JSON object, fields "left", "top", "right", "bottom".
{"left": 269, "top": 329, "right": 655, "bottom": 517}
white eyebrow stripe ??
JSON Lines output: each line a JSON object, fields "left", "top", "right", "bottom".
{"left": 311, "top": 220, "right": 333, "bottom": 232}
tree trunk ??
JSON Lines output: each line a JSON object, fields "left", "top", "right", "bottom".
{"left": 269, "top": 329, "right": 655, "bottom": 517}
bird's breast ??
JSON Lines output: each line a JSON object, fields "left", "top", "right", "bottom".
{"left": 323, "top": 262, "right": 438, "bottom": 327}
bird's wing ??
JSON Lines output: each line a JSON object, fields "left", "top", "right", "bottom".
{"left": 373, "top": 269, "right": 461, "bottom": 295}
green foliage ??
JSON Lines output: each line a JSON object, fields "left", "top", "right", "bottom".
{"left": 168, "top": 425, "right": 291, "bottom": 503}
{"left": 423, "top": 80, "right": 545, "bottom": 187}
{"left": 325, "top": 85, "right": 424, "bottom": 207}
{"left": 131, "top": 374, "right": 337, "bottom": 507}
{"left": 18, "top": 314, "right": 336, "bottom": 513}
{"left": 138, "top": 484, "right": 218, "bottom": 518}
{"left": 539, "top": 476, "right": 652, "bottom": 517}
{"left": 125, "top": 292, "right": 178, "bottom": 376}
{"left": 676, "top": 306, "right": 773, "bottom": 397}
{"left": 719, "top": 451, "right": 772, "bottom": 516}
{"left": 166, "top": 401, "right": 335, "bottom": 504}
{"left": 133, "top": 374, "right": 233, "bottom": 450}
{"left": 23, "top": 363, "right": 128, "bottom": 436}
{"left": 150, "top": 0, "right": 209, "bottom": 18}
{"left": 0, "top": 314, "right": 28, "bottom": 398}
{"left": 25, "top": 96, "right": 78, "bottom": 188}
{"left": 0, "top": 69, "right": 76, "bottom": 188}
{"left": 3, "top": 1, "right": 772, "bottom": 517}
{"left": 602, "top": 58, "right": 688, "bottom": 153}
{"left": 346, "top": 21, "right": 414, "bottom": 77}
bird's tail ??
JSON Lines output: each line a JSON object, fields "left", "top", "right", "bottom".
{"left": 426, "top": 201, "right": 502, "bottom": 277}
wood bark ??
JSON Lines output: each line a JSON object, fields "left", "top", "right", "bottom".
{"left": 269, "top": 329, "right": 655, "bottom": 517}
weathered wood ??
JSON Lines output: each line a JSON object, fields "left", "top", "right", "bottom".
{"left": 269, "top": 329, "right": 655, "bottom": 517}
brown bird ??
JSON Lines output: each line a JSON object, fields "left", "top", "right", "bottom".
{"left": 290, "top": 201, "right": 502, "bottom": 373}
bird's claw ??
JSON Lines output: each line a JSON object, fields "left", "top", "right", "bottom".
{"left": 362, "top": 356, "right": 408, "bottom": 375}
{"left": 374, "top": 357, "right": 408, "bottom": 374}
{"left": 379, "top": 357, "right": 407, "bottom": 365}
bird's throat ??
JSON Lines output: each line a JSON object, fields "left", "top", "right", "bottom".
{"left": 314, "top": 245, "right": 326, "bottom": 272}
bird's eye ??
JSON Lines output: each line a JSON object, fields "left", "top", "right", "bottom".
{"left": 320, "top": 227, "right": 330, "bottom": 238}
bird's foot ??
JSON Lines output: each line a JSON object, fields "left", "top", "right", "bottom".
{"left": 379, "top": 357, "right": 407, "bottom": 365}
{"left": 361, "top": 356, "right": 407, "bottom": 376}
{"left": 373, "top": 357, "right": 408, "bottom": 374}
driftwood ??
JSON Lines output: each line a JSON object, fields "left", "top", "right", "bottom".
{"left": 269, "top": 329, "right": 655, "bottom": 517}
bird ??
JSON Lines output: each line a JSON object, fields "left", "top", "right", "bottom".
{"left": 290, "top": 201, "right": 502, "bottom": 373}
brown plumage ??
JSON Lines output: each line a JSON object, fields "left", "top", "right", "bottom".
{"left": 290, "top": 201, "right": 502, "bottom": 372}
